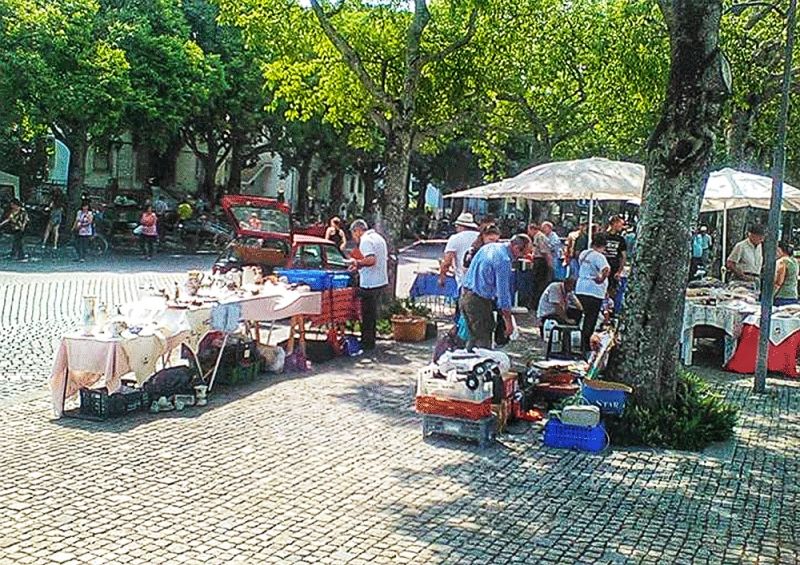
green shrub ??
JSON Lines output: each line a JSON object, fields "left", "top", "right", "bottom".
{"left": 607, "top": 370, "right": 738, "bottom": 451}
{"left": 380, "top": 298, "right": 431, "bottom": 320}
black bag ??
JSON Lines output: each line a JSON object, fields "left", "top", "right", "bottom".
{"left": 142, "top": 365, "right": 199, "bottom": 399}
{"left": 494, "top": 313, "right": 509, "bottom": 346}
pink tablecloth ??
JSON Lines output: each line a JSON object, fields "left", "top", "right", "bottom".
{"left": 50, "top": 283, "right": 322, "bottom": 417}
{"left": 50, "top": 330, "right": 187, "bottom": 418}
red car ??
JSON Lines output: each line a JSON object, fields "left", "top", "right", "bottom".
{"left": 213, "top": 195, "right": 349, "bottom": 273}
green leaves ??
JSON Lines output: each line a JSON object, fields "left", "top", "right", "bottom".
{"left": 608, "top": 370, "right": 738, "bottom": 451}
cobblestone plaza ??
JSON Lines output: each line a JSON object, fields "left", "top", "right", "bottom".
{"left": 0, "top": 257, "right": 797, "bottom": 564}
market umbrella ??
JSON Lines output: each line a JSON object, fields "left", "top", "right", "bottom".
{"left": 700, "top": 168, "right": 800, "bottom": 267}
{"left": 444, "top": 158, "right": 645, "bottom": 232}
{"left": 503, "top": 157, "right": 645, "bottom": 202}
{"left": 443, "top": 179, "right": 513, "bottom": 200}
{"left": 505, "top": 157, "right": 644, "bottom": 230}
{"left": 701, "top": 168, "right": 800, "bottom": 212}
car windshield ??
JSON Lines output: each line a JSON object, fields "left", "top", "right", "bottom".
{"left": 231, "top": 205, "right": 290, "bottom": 234}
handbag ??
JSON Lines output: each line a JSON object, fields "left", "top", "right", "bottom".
{"left": 133, "top": 224, "right": 145, "bottom": 236}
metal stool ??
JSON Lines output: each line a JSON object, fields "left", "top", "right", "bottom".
{"left": 545, "top": 324, "right": 584, "bottom": 360}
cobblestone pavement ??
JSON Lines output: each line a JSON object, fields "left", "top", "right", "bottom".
{"left": 0, "top": 260, "right": 798, "bottom": 564}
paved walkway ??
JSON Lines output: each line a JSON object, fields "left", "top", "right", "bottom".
{"left": 0, "top": 258, "right": 797, "bottom": 564}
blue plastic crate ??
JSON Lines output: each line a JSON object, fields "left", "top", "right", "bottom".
{"left": 543, "top": 419, "right": 608, "bottom": 453}
{"left": 581, "top": 381, "right": 629, "bottom": 415}
{"left": 330, "top": 273, "right": 352, "bottom": 289}
{"left": 275, "top": 269, "right": 351, "bottom": 291}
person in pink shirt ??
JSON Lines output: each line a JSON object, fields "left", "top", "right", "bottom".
{"left": 72, "top": 201, "right": 94, "bottom": 262}
{"left": 138, "top": 204, "right": 158, "bottom": 260}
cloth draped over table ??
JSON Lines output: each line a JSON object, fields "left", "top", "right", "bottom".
{"left": 409, "top": 273, "right": 459, "bottom": 301}
{"left": 49, "top": 283, "right": 323, "bottom": 417}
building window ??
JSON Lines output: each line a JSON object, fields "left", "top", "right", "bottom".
{"left": 93, "top": 147, "right": 110, "bottom": 172}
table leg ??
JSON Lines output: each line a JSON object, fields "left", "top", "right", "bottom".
{"left": 682, "top": 327, "right": 694, "bottom": 366}
{"left": 207, "top": 334, "right": 229, "bottom": 393}
{"left": 61, "top": 367, "right": 70, "bottom": 418}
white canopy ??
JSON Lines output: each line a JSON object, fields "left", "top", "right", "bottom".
{"left": 445, "top": 161, "right": 800, "bottom": 213}
{"left": 504, "top": 157, "right": 645, "bottom": 201}
{"left": 444, "top": 157, "right": 644, "bottom": 201}
{"left": 441, "top": 179, "right": 510, "bottom": 200}
{"left": 700, "top": 168, "right": 800, "bottom": 212}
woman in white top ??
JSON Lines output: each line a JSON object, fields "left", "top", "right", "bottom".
{"left": 575, "top": 233, "right": 611, "bottom": 351}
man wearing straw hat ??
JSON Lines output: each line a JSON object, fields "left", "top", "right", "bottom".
{"left": 438, "top": 212, "right": 480, "bottom": 289}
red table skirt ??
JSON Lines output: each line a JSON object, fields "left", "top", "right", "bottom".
{"left": 725, "top": 324, "right": 800, "bottom": 377}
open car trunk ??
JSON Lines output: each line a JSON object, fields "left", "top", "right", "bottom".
{"left": 220, "top": 195, "right": 293, "bottom": 269}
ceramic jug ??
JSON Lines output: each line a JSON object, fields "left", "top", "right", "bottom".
{"left": 82, "top": 296, "right": 97, "bottom": 335}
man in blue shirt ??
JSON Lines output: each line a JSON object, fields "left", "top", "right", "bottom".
{"left": 460, "top": 234, "right": 532, "bottom": 349}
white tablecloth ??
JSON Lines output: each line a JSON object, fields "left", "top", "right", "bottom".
{"left": 682, "top": 300, "right": 800, "bottom": 365}
{"left": 50, "top": 282, "right": 323, "bottom": 416}
{"left": 681, "top": 302, "right": 755, "bottom": 366}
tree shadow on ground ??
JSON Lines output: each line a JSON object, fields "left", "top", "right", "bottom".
{"left": 356, "top": 346, "right": 800, "bottom": 563}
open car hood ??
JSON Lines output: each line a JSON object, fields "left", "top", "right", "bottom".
{"left": 220, "top": 195, "right": 292, "bottom": 240}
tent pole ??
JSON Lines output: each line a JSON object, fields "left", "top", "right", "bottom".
{"left": 722, "top": 203, "right": 728, "bottom": 282}
{"left": 587, "top": 196, "right": 594, "bottom": 250}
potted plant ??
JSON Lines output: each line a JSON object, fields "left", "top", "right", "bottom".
{"left": 380, "top": 299, "right": 433, "bottom": 343}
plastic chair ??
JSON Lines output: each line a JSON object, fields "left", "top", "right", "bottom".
{"left": 546, "top": 324, "right": 585, "bottom": 360}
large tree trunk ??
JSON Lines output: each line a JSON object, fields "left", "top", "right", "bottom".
{"left": 382, "top": 130, "right": 412, "bottom": 243}
{"left": 362, "top": 165, "right": 376, "bottom": 217}
{"left": 329, "top": 169, "right": 345, "bottom": 218}
{"left": 201, "top": 152, "right": 218, "bottom": 205}
{"left": 66, "top": 135, "right": 88, "bottom": 210}
{"left": 227, "top": 135, "right": 244, "bottom": 194}
{"left": 614, "top": 0, "right": 730, "bottom": 408}
{"left": 381, "top": 130, "right": 412, "bottom": 298}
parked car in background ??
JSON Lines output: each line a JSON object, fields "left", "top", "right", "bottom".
{"left": 213, "top": 195, "right": 350, "bottom": 274}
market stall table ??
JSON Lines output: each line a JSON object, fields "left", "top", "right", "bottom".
{"left": 681, "top": 298, "right": 757, "bottom": 366}
{"left": 50, "top": 281, "right": 323, "bottom": 417}
{"left": 725, "top": 310, "right": 800, "bottom": 377}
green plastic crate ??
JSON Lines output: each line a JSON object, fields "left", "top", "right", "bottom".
{"left": 217, "top": 362, "right": 259, "bottom": 386}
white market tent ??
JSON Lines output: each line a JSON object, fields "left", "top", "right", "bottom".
{"left": 445, "top": 159, "right": 800, "bottom": 257}
{"left": 444, "top": 157, "right": 645, "bottom": 232}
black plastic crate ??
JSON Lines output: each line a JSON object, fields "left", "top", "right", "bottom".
{"left": 221, "top": 338, "right": 258, "bottom": 366}
{"left": 79, "top": 387, "right": 150, "bottom": 421}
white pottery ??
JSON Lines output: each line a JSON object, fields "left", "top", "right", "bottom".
{"left": 82, "top": 296, "right": 97, "bottom": 335}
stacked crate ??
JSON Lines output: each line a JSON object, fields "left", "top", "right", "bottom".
{"left": 416, "top": 365, "right": 496, "bottom": 447}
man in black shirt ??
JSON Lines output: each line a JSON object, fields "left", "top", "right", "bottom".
{"left": 603, "top": 215, "right": 627, "bottom": 298}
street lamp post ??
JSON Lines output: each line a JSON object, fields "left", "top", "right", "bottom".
{"left": 754, "top": 0, "right": 797, "bottom": 393}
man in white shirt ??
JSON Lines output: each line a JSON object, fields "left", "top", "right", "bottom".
{"left": 726, "top": 224, "right": 765, "bottom": 282}
{"left": 348, "top": 219, "right": 388, "bottom": 351}
{"left": 537, "top": 278, "right": 583, "bottom": 326}
{"left": 439, "top": 212, "right": 479, "bottom": 288}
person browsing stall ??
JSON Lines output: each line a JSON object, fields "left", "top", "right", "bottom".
{"left": 602, "top": 215, "right": 627, "bottom": 297}
{"left": 138, "top": 204, "right": 159, "bottom": 260}
{"left": 0, "top": 199, "right": 29, "bottom": 261}
{"left": 537, "top": 278, "right": 583, "bottom": 327}
{"left": 347, "top": 219, "right": 388, "bottom": 351}
{"left": 439, "top": 212, "right": 479, "bottom": 288}
{"left": 459, "top": 234, "right": 532, "bottom": 349}
{"left": 575, "top": 233, "right": 611, "bottom": 352}
{"left": 325, "top": 216, "right": 347, "bottom": 252}
{"left": 690, "top": 225, "right": 712, "bottom": 280}
{"left": 72, "top": 200, "right": 94, "bottom": 262}
{"left": 463, "top": 223, "right": 501, "bottom": 270}
{"left": 774, "top": 241, "right": 798, "bottom": 306}
{"left": 726, "top": 224, "right": 764, "bottom": 282}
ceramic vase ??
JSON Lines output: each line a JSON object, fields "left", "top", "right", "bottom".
{"left": 82, "top": 296, "right": 97, "bottom": 335}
